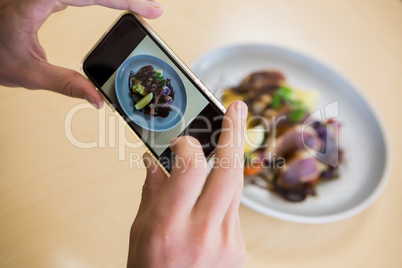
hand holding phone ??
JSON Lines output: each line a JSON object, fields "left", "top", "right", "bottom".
{"left": 0, "top": 0, "right": 162, "bottom": 107}
{"left": 128, "top": 101, "right": 247, "bottom": 268}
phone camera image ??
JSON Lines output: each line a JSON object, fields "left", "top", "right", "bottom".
{"left": 115, "top": 54, "right": 187, "bottom": 132}
{"left": 83, "top": 13, "right": 224, "bottom": 172}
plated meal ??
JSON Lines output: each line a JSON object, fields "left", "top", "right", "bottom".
{"left": 115, "top": 55, "right": 187, "bottom": 132}
{"left": 222, "top": 70, "right": 344, "bottom": 202}
{"left": 129, "top": 65, "right": 176, "bottom": 118}
{"left": 192, "top": 44, "right": 389, "bottom": 223}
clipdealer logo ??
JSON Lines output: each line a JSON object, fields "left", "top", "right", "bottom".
{"left": 63, "top": 100, "right": 340, "bottom": 170}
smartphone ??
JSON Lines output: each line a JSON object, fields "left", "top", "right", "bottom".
{"left": 82, "top": 12, "right": 226, "bottom": 173}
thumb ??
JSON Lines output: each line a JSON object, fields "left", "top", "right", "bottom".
{"left": 62, "top": 0, "right": 164, "bottom": 19}
{"left": 124, "top": 0, "right": 164, "bottom": 19}
{"left": 36, "top": 62, "right": 104, "bottom": 108}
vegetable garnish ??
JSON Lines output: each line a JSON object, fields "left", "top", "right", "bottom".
{"left": 244, "top": 124, "right": 265, "bottom": 154}
{"left": 135, "top": 92, "right": 153, "bottom": 110}
{"left": 271, "top": 86, "right": 293, "bottom": 109}
{"left": 290, "top": 107, "right": 306, "bottom": 122}
{"left": 272, "top": 86, "right": 307, "bottom": 122}
{"left": 153, "top": 70, "right": 166, "bottom": 86}
{"left": 244, "top": 152, "right": 263, "bottom": 176}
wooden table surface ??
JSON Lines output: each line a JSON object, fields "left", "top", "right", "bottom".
{"left": 1, "top": 0, "right": 401, "bottom": 267}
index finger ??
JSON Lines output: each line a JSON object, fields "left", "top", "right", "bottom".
{"left": 153, "top": 136, "right": 210, "bottom": 216}
{"left": 194, "top": 101, "right": 247, "bottom": 221}
{"left": 61, "top": 0, "right": 164, "bottom": 19}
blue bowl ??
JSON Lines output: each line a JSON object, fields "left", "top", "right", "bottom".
{"left": 115, "top": 55, "right": 187, "bottom": 132}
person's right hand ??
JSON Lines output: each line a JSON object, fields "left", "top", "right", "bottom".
{"left": 127, "top": 101, "right": 248, "bottom": 268}
{"left": 0, "top": 0, "right": 163, "bottom": 108}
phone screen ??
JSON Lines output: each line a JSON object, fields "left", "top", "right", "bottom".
{"left": 83, "top": 13, "right": 223, "bottom": 171}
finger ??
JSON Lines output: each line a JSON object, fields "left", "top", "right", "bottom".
{"left": 138, "top": 152, "right": 168, "bottom": 213}
{"left": 221, "top": 185, "right": 243, "bottom": 231}
{"left": 61, "top": 0, "right": 164, "bottom": 19}
{"left": 130, "top": 152, "right": 167, "bottom": 236}
{"left": 194, "top": 101, "right": 247, "bottom": 222}
{"left": 34, "top": 62, "right": 104, "bottom": 108}
{"left": 128, "top": 152, "right": 167, "bottom": 263}
{"left": 158, "top": 136, "right": 209, "bottom": 212}
{"left": 222, "top": 210, "right": 243, "bottom": 251}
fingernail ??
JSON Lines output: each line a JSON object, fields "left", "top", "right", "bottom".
{"left": 85, "top": 95, "right": 98, "bottom": 108}
{"left": 97, "top": 100, "right": 104, "bottom": 109}
{"left": 147, "top": 0, "right": 162, "bottom": 8}
{"left": 236, "top": 101, "right": 248, "bottom": 120}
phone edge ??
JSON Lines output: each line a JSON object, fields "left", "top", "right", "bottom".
{"left": 80, "top": 11, "right": 226, "bottom": 171}
{"left": 132, "top": 13, "right": 227, "bottom": 162}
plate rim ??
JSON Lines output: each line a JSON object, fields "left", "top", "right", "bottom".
{"left": 192, "top": 43, "right": 392, "bottom": 224}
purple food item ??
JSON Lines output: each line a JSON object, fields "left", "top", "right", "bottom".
{"left": 264, "top": 125, "right": 321, "bottom": 158}
{"left": 276, "top": 151, "right": 321, "bottom": 187}
{"left": 162, "top": 96, "right": 173, "bottom": 108}
{"left": 320, "top": 165, "right": 340, "bottom": 179}
{"left": 312, "top": 121, "right": 327, "bottom": 141}
{"left": 148, "top": 87, "right": 174, "bottom": 118}
{"left": 271, "top": 151, "right": 321, "bottom": 202}
{"left": 311, "top": 120, "right": 341, "bottom": 167}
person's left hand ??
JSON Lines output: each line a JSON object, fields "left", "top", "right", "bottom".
{"left": 0, "top": 0, "right": 163, "bottom": 108}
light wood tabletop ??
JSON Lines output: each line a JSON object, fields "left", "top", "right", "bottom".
{"left": 1, "top": 0, "right": 401, "bottom": 267}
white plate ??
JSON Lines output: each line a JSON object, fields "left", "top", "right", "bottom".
{"left": 192, "top": 44, "right": 391, "bottom": 224}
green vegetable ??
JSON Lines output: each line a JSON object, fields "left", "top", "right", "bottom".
{"left": 271, "top": 86, "right": 294, "bottom": 109}
{"left": 290, "top": 107, "right": 306, "bottom": 122}
{"left": 271, "top": 86, "right": 307, "bottom": 122}
{"left": 244, "top": 151, "right": 260, "bottom": 166}
{"left": 153, "top": 70, "right": 165, "bottom": 84}
{"left": 277, "top": 86, "right": 293, "bottom": 100}
{"left": 131, "top": 83, "right": 147, "bottom": 96}
{"left": 271, "top": 94, "right": 281, "bottom": 109}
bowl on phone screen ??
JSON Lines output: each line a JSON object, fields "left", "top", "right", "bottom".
{"left": 115, "top": 54, "right": 187, "bottom": 132}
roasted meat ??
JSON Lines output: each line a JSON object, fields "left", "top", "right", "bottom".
{"left": 223, "top": 70, "right": 343, "bottom": 202}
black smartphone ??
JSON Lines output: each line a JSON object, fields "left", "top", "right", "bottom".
{"left": 82, "top": 12, "right": 225, "bottom": 173}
